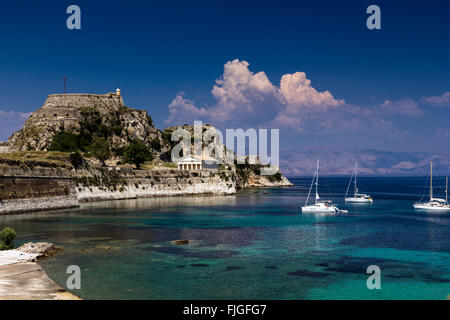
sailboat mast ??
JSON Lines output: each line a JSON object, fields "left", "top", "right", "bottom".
{"left": 446, "top": 176, "right": 448, "bottom": 204}
{"left": 354, "top": 162, "right": 358, "bottom": 196}
{"left": 315, "top": 159, "right": 319, "bottom": 204}
{"left": 430, "top": 161, "right": 433, "bottom": 200}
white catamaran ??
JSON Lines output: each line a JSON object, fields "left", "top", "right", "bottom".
{"left": 345, "top": 162, "right": 373, "bottom": 203}
{"left": 301, "top": 160, "right": 348, "bottom": 214}
{"left": 413, "top": 161, "right": 450, "bottom": 211}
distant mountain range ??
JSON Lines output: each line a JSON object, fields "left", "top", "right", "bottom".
{"left": 280, "top": 148, "right": 450, "bottom": 176}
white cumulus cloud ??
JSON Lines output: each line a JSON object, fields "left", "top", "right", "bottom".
{"left": 279, "top": 72, "right": 344, "bottom": 112}
{"left": 165, "top": 59, "right": 344, "bottom": 130}
{"left": 209, "top": 59, "right": 279, "bottom": 123}
{"left": 165, "top": 94, "right": 209, "bottom": 124}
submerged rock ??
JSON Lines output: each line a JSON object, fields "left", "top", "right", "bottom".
{"left": 224, "top": 266, "right": 243, "bottom": 271}
{"left": 172, "top": 239, "right": 190, "bottom": 245}
{"left": 95, "top": 245, "right": 120, "bottom": 251}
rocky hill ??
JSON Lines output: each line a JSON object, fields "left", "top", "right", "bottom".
{"left": 7, "top": 91, "right": 170, "bottom": 157}
{"left": 162, "top": 124, "right": 223, "bottom": 160}
{"left": 5, "top": 91, "right": 292, "bottom": 189}
{"left": 162, "top": 124, "right": 292, "bottom": 187}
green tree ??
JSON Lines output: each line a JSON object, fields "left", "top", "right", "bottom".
{"left": 252, "top": 165, "right": 261, "bottom": 175}
{"left": 0, "top": 227, "right": 17, "bottom": 250}
{"left": 49, "top": 132, "right": 79, "bottom": 152}
{"left": 268, "top": 171, "right": 282, "bottom": 182}
{"left": 90, "top": 137, "right": 111, "bottom": 166}
{"left": 150, "top": 138, "right": 161, "bottom": 151}
{"left": 123, "top": 140, "right": 154, "bottom": 169}
{"left": 69, "top": 151, "right": 84, "bottom": 170}
{"left": 112, "top": 126, "right": 123, "bottom": 136}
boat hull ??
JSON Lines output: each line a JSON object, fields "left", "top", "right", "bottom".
{"left": 301, "top": 205, "right": 338, "bottom": 214}
{"left": 413, "top": 203, "right": 450, "bottom": 211}
{"left": 345, "top": 197, "right": 373, "bottom": 203}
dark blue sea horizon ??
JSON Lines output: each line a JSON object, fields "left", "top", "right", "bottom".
{"left": 2, "top": 176, "right": 449, "bottom": 299}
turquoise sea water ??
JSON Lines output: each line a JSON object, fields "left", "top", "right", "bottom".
{"left": 1, "top": 177, "right": 450, "bottom": 300}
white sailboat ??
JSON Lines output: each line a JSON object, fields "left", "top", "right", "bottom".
{"left": 301, "top": 160, "right": 348, "bottom": 214}
{"left": 345, "top": 162, "right": 373, "bottom": 203}
{"left": 413, "top": 161, "right": 450, "bottom": 211}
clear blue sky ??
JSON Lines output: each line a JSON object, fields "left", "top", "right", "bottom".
{"left": 0, "top": 0, "right": 449, "bottom": 152}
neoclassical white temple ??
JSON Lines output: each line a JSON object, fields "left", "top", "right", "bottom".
{"left": 177, "top": 156, "right": 202, "bottom": 171}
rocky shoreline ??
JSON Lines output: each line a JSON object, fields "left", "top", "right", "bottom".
{"left": 0, "top": 242, "right": 80, "bottom": 300}
{"left": 0, "top": 195, "right": 79, "bottom": 215}
{"left": 0, "top": 178, "right": 291, "bottom": 215}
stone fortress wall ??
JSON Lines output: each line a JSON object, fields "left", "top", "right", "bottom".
{"left": 24, "top": 93, "right": 125, "bottom": 133}
{"left": 0, "top": 164, "right": 236, "bottom": 214}
{"left": 0, "top": 166, "right": 78, "bottom": 214}
{"left": 0, "top": 142, "right": 9, "bottom": 154}
{"left": 74, "top": 167, "right": 236, "bottom": 202}
{"left": 30, "top": 93, "right": 124, "bottom": 119}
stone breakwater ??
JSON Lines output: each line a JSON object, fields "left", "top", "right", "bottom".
{"left": 0, "top": 195, "right": 79, "bottom": 215}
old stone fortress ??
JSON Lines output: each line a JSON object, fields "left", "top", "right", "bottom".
{"left": 0, "top": 89, "right": 291, "bottom": 214}
{"left": 1, "top": 89, "right": 125, "bottom": 154}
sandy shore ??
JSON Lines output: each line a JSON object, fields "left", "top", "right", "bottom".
{"left": 0, "top": 249, "right": 81, "bottom": 300}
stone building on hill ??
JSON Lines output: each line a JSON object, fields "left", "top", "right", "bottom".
{"left": 7, "top": 90, "right": 170, "bottom": 157}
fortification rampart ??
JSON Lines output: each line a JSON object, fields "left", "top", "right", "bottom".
{"left": 0, "top": 166, "right": 79, "bottom": 214}
{"left": 6, "top": 90, "right": 166, "bottom": 153}
{"left": 0, "top": 164, "right": 236, "bottom": 214}
{"left": 29, "top": 93, "right": 124, "bottom": 120}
